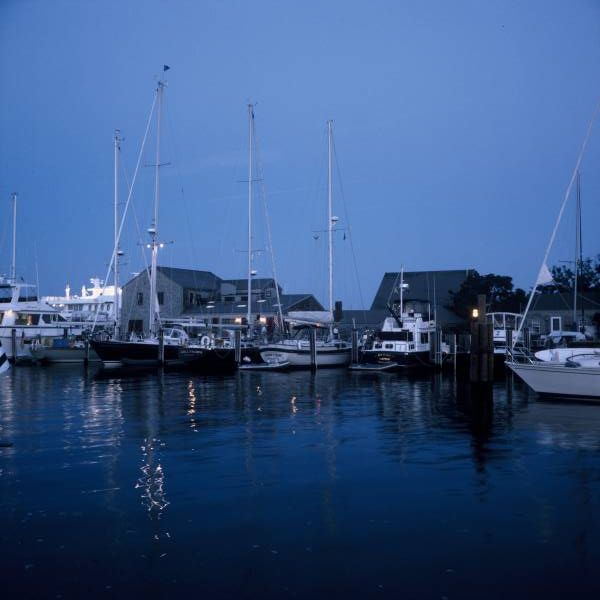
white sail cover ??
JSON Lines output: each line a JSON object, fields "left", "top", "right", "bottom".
{"left": 285, "top": 311, "right": 334, "bottom": 326}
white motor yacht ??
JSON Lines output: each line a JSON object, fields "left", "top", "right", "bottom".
{"left": 0, "top": 277, "right": 73, "bottom": 362}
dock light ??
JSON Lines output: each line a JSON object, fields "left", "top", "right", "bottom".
{"left": 237, "top": 304, "right": 246, "bottom": 308}
{"left": 251, "top": 270, "right": 257, "bottom": 276}
{"left": 257, "top": 299, "right": 266, "bottom": 303}
{"left": 234, "top": 317, "right": 242, "bottom": 324}
{"left": 472, "top": 308, "right": 479, "bottom": 319}
{"left": 259, "top": 317, "right": 267, "bottom": 324}
{"left": 159, "top": 243, "right": 165, "bottom": 249}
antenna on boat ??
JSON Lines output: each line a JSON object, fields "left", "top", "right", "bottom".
{"left": 399, "top": 265, "right": 404, "bottom": 316}
{"left": 10, "top": 192, "right": 17, "bottom": 282}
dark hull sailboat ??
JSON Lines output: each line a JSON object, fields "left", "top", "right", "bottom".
{"left": 90, "top": 339, "right": 181, "bottom": 367}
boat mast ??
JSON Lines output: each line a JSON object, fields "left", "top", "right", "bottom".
{"left": 148, "top": 80, "right": 164, "bottom": 337}
{"left": 576, "top": 170, "right": 584, "bottom": 331}
{"left": 247, "top": 104, "right": 254, "bottom": 334}
{"left": 10, "top": 192, "right": 17, "bottom": 282}
{"left": 327, "top": 120, "right": 334, "bottom": 322}
{"left": 114, "top": 129, "right": 121, "bottom": 337}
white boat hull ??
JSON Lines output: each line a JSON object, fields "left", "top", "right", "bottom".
{"left": 507, "top": 361, "right": 600, "bottom": 399}
{"left": 260, "top": 342, "right": 351, "bottom": 368}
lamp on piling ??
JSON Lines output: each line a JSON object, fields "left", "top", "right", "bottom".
{"left": 472, "top": 308, "right": 479, "bottom": 319}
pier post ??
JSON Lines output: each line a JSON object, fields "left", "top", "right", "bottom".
{"left": 11, "top": 328, "right": 16, "bottom": 363}
{"left": 234, "top": 330, "right": 242, "bottom": 364}
{"left": 351, "top": 328, "right": 359, "bottom": 364}
{"left": 506, "top": 329, "right": 513, "bottom": 361}
{"left": 84, "top": 336, "right": 90, "bottom": 366}
{"left": 158, "top": 328, "right": 165, "bottom": 366}
{"left": 309, "top": 328, "right": 317, "bottom": 370}
{"left": 469, "top": 294, "right": 494, "bottom": 383}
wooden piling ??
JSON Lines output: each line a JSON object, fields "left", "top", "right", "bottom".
{"left": 351, "top": 328, "right": 359, "bottom": 364}
{"left": 234, "top": 330, "right": 242, "bottom": 364}
{"left": 158, "top": 328, "right": 165, "bottom": 366}
{"left": 309, "top": 328, "right": 317, "bottom": 370}
{"left": 11, "top": 328, "right": 16, "bottom": 363}
{"left": 469, "top": 294, "right": 494, "bottom": 383}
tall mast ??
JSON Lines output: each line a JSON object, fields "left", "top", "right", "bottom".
{"left": 574, "top": 170, "right": 580, "bottom": 327}
{"left": 247, "top": 104, "right": 254, "bottom": 332}
{"left": 327, "top": 120, "right": 334, "bottom": 319}
{"left": 577, "top": 170, "right": 584, "bottom": 330}
{"left": 114, "top": 130, "right": 121, "bottom": 337}
{"left": 10, "top": 192, "right": 17, "bottom": 281}
{"left": 148, "top": 80, "right": 164, "bottom": 337}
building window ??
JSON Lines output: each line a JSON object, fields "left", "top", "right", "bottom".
{"left": 137, "top": 292, "right": 143, "bottom": 306}
{"left": 551, "top": 316, "right": 561, "bottom": 332}
{"left": 420, "top": 332, "right": 429, "bottom": 344}
{"left": 530, "top": 319, "right": 541, "bottom": 334}
{"left": 157, "top": 291, "right": 164, "bottom": 306}
{"left": 128, "top": 319, "right": 143, "bottom": 333}
{"left": 265, "top": 288, "right": 271, "bottom": 298}
{"left": 188, "top": 292, "right": 194, "bottom": 305}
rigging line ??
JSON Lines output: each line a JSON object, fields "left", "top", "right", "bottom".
{"left": 514, "top": 97, "right": 600, "bottom": 348}
{"left": 331, "top": 133, "right": 367, "bottom": 314}
{"left": 91, "top": 88, "right": 157, "bottom": 334}
{"left": 252, "top": 117, "right": 284, "bottom": 327}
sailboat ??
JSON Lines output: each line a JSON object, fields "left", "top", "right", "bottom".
{"left": 506, "top": 111, "right": 600, "bottom": 399}
{"left": 259, "top": 120, "right": 351, "bottom": 368}
{"left": 91, "top": 76, "right": 236, "bottom": 372}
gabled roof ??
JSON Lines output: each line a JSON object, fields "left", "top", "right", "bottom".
{"left": 529, "top": 290, "right": 600, "bottom": 312}
{"left": 222, "top": 277, "right": 281, "bottom": 292}
{"left": 371, "top": 269, "right": 475, "bottom": 310}
{"left": 156, "top": 266, "right": 221, "bottom": 292}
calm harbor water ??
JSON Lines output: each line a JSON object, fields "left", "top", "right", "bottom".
{"left": 1, "top": 366, "right": 600, "bottom": 598}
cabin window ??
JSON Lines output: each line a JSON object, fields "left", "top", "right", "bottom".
{"left": 420, "top": 332, "right": 429, "bottom": 344}
{"left": 384, "top": 343, "right": 394, "bottom": 349}
{"left": 0, "top": 287, "right": 11, "bottom": 303}
{"left": 265, "top": 288, "right": 272, "bottom": 298}
{"left": 137, "top": 292, "right": 144, "bottom": 306}
{"left": 550, "top": 316, "right": 561, "bottom": 332}
{"left": 157, "top": 291, "right": 164, "bottom": 306}
{"left": 42, "top": 314, "right": 53, "bottom": 324}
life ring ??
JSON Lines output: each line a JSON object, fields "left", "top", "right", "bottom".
{"left": 200, "top": 335, "right": 211, "bottom": 348}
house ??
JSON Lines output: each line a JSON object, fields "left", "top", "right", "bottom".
{"left": 524, "top": 290, "right": 600, "bottom": 338}
{"left": 120, "top": 266, "right": 323, "bottom": 334}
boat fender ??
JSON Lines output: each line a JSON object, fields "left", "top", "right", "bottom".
{"left": 297, "top": 340, "right": 302, "bottom": 350}
{"left": 201, "top": 335, "right": 211, "bottom": 348}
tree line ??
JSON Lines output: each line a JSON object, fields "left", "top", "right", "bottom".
{"left": 447, "top": 255, "right": 600, "bottom": 319}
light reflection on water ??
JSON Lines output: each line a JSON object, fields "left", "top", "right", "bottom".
{"left": 0, "top": 367, "right": 600, "bottom": 598}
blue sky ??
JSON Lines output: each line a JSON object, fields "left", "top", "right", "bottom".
{"left": 1, "top": 0, "right": 599, "bottom": 308}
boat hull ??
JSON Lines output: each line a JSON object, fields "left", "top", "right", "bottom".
{"left": 260, "top": 343, "right": 351, "bottom": 368}
{"left": 507, "top": 361, "right": 600, "bottom": 399}
{"left": 31, "top": 346, "right": 101, "bottom": 364}
{"left": 358, "top": 349, "right": 432, "bottom": 370}
{"left": 90, "top": 340, "right": 181, "bottom": 367}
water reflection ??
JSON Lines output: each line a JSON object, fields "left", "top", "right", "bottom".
{"left": 2, "top": 367, "right": 600, "bottom": 597}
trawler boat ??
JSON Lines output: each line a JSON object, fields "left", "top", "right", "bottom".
{"left": 357, "top": 310, "right": 436, "bottom": 370}
{"left": 0, "top": 278, "right": 72, "bottom": 362}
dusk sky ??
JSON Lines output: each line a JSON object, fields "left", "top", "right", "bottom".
{"left": 1, "top": 0, "right": 599, "bottom": 309}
